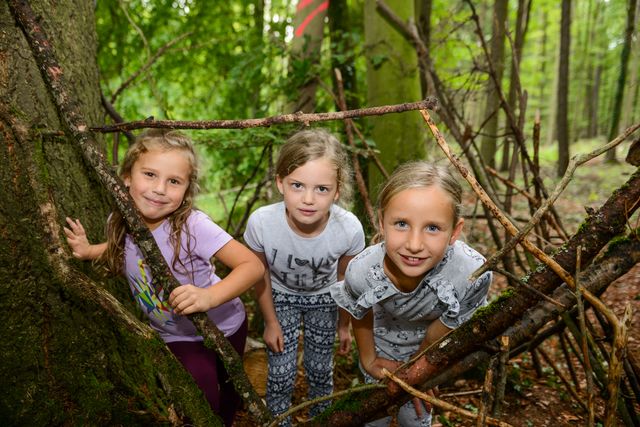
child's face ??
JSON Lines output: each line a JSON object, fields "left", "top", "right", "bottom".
{"left": 124, "top": 148, "right": 191, "bottom": 230}
{"left": 276, "top": 157, "right": 339, "bottom": 237}
{"left": 379, "top": 186, "right": 464, "bottom": 292}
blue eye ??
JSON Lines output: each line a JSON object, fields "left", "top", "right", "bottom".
{"left": 426, "top": 225, "right": 440, "bottom": 233}
{"left": 291, "top": 182, "right": 303, "bottom": 190}
{"left": 394, "top": 221, "right": 408, "bottom": 229}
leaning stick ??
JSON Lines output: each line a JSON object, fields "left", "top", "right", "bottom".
{"left": 419, "top": 109, "right": 576, "bottom": 288}
{"left": 381, "top": 369, "right": 513, "bottom": 427}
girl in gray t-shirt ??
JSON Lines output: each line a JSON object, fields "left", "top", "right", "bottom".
{"left": 330, "top": 162, "right": 492, "bottom": 427}
{"left": 244, "top": 129, "right": 365, "bottom": 425}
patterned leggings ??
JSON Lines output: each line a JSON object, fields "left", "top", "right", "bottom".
{"left": 266, "top": 290, "right": 338, "bottom": 426}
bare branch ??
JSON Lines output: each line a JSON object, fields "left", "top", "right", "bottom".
{"left": 92, "top": 98, "right": 439, "bottom": 133}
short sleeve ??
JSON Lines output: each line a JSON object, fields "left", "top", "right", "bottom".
{"left": 440, "top": 271, "right": 492, "bottom": 329}
{"left": 330, "top": 244, "right": 395, "bottom": 320}
{"left": 243, "top": 210, "right": 264, "bottom": 253}
{"left": 346, "top": 216, "right": 365, "bottom": 256}
{"left": 190, "top": 212, "right": 232, "bottom": 260}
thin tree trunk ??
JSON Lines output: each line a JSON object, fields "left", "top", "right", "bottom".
{"left": 480, "top": 0, "right": 509, "bottom": 169}
{"left": 287, "top": 0, "right": 329, "bottom": 113}
{"left": 556, "top": 0, "right": 571, "bottom": 176}
{"left": 606, "top": 0, "right": 638, "bottom": 162}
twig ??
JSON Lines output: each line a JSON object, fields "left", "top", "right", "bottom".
{"left": 267, "top": 383, "right": 385, "bottom": 427}
{"left": 477, "top": 357, "right": 495, "bottom": 427}
{"left": 381, "top": 369, "right": 513, "bottom": 427}
{"left": 492, "top": 336, "right": 510, "bottom": 418}
{"left": 537, "top": 346, "right": 589, "bottom": 413}
{"left": 559, "top": 331, "right": 581, "bottom": 391}
{"left": 579, "top": 292, "right": 633, "bottom": 426}
{"left": 420, "top": 108, "right": 576, "bottom": 288}
{"left": 471, "top": 121, "right": 640, "bottom": 282}
{"left": 93, "top": 98, "right": 439, "bottom": 133}
{"left": 334, "top": 68, "right": 376, "bottom": 226}
{"left": 493, "top": 268, "right": 567, "bottom": 309}
{"left": 485, "top": 166, "right": 537, "bottom": 204}
{"left": 575, "top": 246, "right": 596, "bottom": 426}
{"left": 110, "top": 31, "right": 192, "bottom": 103}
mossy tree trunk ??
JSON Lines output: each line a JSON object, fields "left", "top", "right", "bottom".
{"left": 364, "top": 0, "right": 425, "bottom": 196}
{"left": 0, "top": 1, "right": 219, "bottom": 425}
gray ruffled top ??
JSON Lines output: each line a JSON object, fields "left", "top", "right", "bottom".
{"left": 330, "top": 241, "right": 492, "bottom": 361}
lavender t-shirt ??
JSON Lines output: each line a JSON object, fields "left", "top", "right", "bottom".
{"left": 124, "top": 210, "right": 245, "bottom": 343}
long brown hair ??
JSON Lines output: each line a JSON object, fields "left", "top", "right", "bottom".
{"left": 100, "top": 129, "right": 200, "bottom": 276}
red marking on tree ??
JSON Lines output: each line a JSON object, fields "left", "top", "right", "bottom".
{"left": 297, "top": 0, "right": 315, "bottom": 11}
{"left": 294, "top": 1, "right": 328, "bottom": 38}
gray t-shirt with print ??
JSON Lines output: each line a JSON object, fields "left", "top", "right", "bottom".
{"left": 244, "top": 202, "right": 365, "bottom": 295}
{"left": 330, "top": 241, "right": 492, "bottom": 361}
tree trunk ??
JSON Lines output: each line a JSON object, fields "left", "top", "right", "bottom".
{"left": 479, "top": 0, "right": 508, "bottom": 169}
{"left": 0, "top": 0, "right": 220, "bottom": 424}
{"left": 500, "top": 0, "right": 530, "bottom": 173}
{"left": 364, "top": 0, "right": 424, "bottom": 195}
{"left": 556, "top": 0, "right": 571, "bottom": 176}
{"left": 415, "top": 0, "right": 432, "bottom": 97}
{"left": 287, "top": 0, "right": 329, "bottom": 113}
{"left": 606, "top": 0, "right": 638, "bottom": 162}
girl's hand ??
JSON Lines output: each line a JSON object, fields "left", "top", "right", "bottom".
{"left": 63, "top": 217, "right": 93, "bottom": 260}
{"left": 263, "top": 321, "right": 284, "bottom": 353}
{"left": 337, "top": 323, "right": 352, "bottom": 356}
{"left": 169, "top": 284, "right": 215, "bottom": 315}
{"left": 368, "top": 357, "right": 402, "bottom": 380}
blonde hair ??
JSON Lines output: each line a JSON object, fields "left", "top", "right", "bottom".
{"left": 275, "top": 128, "right": 353, "bottom": 204}
{"left": 101, "top": 129, "right": 200, "bottom": 276}
{"left": 373, "top": 161, "right": 462, "bottom": 243}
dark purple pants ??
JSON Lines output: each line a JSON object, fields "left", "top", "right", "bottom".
{"left": 167, "top": 317, "right": 248, "bottom": 426}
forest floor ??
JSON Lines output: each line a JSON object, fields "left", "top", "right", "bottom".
{"left": 233, "top": 150, "right": 640, "bottom": 426}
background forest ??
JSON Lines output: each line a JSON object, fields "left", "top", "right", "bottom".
{"left": 1, "top": 0, "right": 640, "bottom": 425}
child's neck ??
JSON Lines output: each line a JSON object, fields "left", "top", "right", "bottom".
{"left": 285, "top": 210, "right": 330, "bottom": 238}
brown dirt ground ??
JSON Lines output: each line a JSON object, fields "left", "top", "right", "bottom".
{"left": 234, "top": 157, "right": 640, "bottom": 426}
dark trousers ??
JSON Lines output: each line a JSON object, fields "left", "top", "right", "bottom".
{"left": 167, "top": 317, "right": 248, "bottom": 426}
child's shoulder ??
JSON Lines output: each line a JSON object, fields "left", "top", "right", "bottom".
{"left": 250, "top": 201, "right": 284, "bottom": 218}
{"left": 441, "top": 240, "right": 486, "bottom": 274}
{"left": 348, "top": 243, "right": 384, "bottom": 271}
{"left": 329, "top": 204, "right": 363, "bottom": 226}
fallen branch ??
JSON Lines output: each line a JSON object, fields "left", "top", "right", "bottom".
{"left": 93, "top": 98, "right": 439, "bottom": 133}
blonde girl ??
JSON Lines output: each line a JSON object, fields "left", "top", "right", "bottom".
{"left": 243, "top": 128, "right": 365, "bottom": 425}
{"left": 330, "top": 161, "right": 492, "bottom": 427}
{"left": 64, "top": 129, "right": 264, "bottom": 426}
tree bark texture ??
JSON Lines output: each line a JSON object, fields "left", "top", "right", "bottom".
{"left": 311, "top": 166, "right": 640, "bottom": 426}
{"left": 0, "top": 0, "right": 221, "bottom": 424}
{"left": 605, "top": 0, "right": 638, "bottom": 162}
{"left": 365, "top": 0, "right": 424, "bottom": 196}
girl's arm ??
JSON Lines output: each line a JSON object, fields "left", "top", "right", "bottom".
{"left": 169, "top": 239, "right": 264, "bottom": 315}
{"left": 352, "top": 311, "right": 402, "bottom": 380}
{"left": 336, "top": 255, "right": 354, "bottom": 355}
{"left": 252, "top": 250, "right": 284, "bottom": 353}
{"left": 63, "top": 217, "right": 107, "bottom": 260}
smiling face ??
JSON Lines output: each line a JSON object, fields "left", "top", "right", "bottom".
{"left": 379, "top": 185, "right": 464, "bottom": 292}
{"left": 123, "top": 147, "right": 192, "bottom": 230}
{"left": 276, "top": 157, "right": 339, "bottom": 237}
